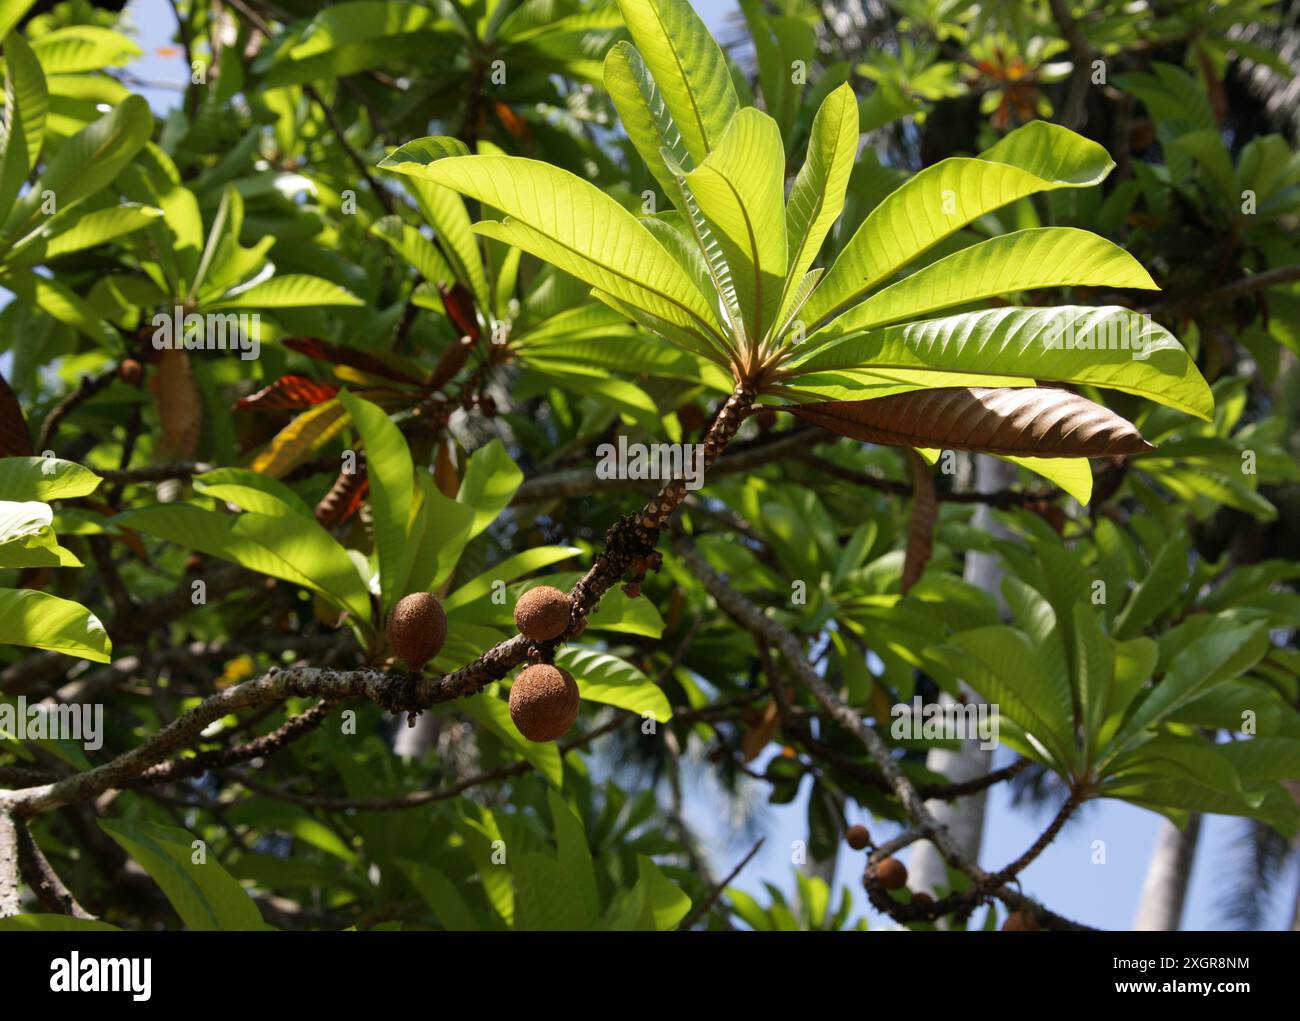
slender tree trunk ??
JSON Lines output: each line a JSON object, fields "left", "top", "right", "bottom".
{"left": 908, "top": 456, "right": 1012, "bottom": 897}
{"left": 1133, "top": 815, "right": 1202, "bottom": 930}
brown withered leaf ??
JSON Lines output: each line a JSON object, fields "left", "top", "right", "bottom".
{"left": 901, "top": 450, "right": 935, "bottom": 594}
{"left": 149, "top": 348, "right": 202, "bottom": 461}
{"left": 433, "top": 437, "right": 460, "bottom": 498}
{"left": 786, "top": 387, "right": 1154, "bottom": 457}
{"left": 0, "top": 370, "right": 33, "bottom": 456}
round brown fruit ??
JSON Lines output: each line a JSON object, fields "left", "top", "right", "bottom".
{"left": 508, "top": 664, "right": 580, "bottom": 742}
{"left": 513, "top": 584, "right": 571, "bottom": 642}
{"left": 1002, "top": 910, "right": 1040, "bottom": 931}
{"left": 119, "top": 358, "right": 143, "bottom": 385}
{"left": 845, "top": 825, "right": 871, "bottom": 851}
{"left": 386, "top": 592, "right": 448, "bottom": 671}
{"left": 876, "top": 857, "right": 908, "bottom": 891}
{"left": 911, "top": 892, "right": 933, "bottom": 907}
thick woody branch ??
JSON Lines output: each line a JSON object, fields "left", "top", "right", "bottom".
{"left": 0, "top": 812, "right": 19, "bottom": 916}
{"left": 1, "top": 384, "right": 762, "bottom": 820}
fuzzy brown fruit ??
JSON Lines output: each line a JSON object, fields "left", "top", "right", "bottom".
{"left": 119, "top": 358, "right": 143, "bottom": 385}
{"left": 876, "top": 857, "right": 908, "bottom": 891}
{"left": 845, "top": 825, "right": 871, "bottom": 851}
{"left": 386, "top": 592, "right": 447, "bottom": 671}
{"left": 514, "top": 585, "right": 571, "bottom": 642}
{"left": 1002, "top": 910, "right": 1040, "bottom": 931}
{"left": 911, "top": 892, "right": 933, "bottom": 907}
{"left": 508, "top": 664, "right": 580, "bottom": 742}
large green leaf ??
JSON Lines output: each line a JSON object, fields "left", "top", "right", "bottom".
{"left": 804, "top": 121, "right": 1113, "bottom": 328}
{"left": 931, "top": 625, "right": 1076, "bottom": 770}
{"left": 337, "top": 390, "right": 413, "bottom": 614}
{"left": 555, "top": 646, "right": 672, "bottom": 722}
{"left": 0, "top": 455, "right": 100, "bottom": 500}
{"left": 0, "top": 587, "right": 110, "bottom": 662}
{"left": 782, "top": 83, "right": 859, "bottom": 324}
{"left": 0, "top": 32, "right": 46, "bottom": 220}
{"left": 99, "top": 819, "right": 267, "bottom": 931}
{"left": 603, "top": 39, "right": 691, "bottom": 209}
{"left": 785, "top": 306, "right": 1213, "bottom": 420}
{"left": 818, "top": 227, "right": 1157, "bottom": 337}
{"left": 7, "top": 202, "right": 162, "bottom": 267}
{"left": 209, "top": 274, "right": 363, "bottom": 310}
{"left": 1112, "top": 531, "right": 1190, "bottom": 639}
{"left": 459, "top": 690, "right": 564, "bottom": 788}
{"left": 547, "top": 788, "right": 599, "bottom": 921}
{"left": 378, "top": 147, "right": 720, "bottom": 340}
{"left": 682, "top": 108, "right": 786, "bottom": 342}
{"left": 115, "top": 503, "right": 371, "bottom": 624}
{"left": 456, "top": 438, "right": 523, "bottom": 541}
{"left": 1101, "top": 622, "right": 1272, "bottom": 765}
{"left": 2, "top": 94, "right": 152, "bottom": 243}
{"left": 615, "top": 0, "right": 739, "bottom": 165}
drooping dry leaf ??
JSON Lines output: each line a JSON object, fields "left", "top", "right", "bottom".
{"left": 149, "top": 348, "right": 202, "bottom": 461}
{"left": 741, "top": 699, "right": 781, "bottom": 763}
{"left": 785, "top": 387, "right": 1154, "bottom": 457}
{"left": 901, "top": 450, "right": 935, "bottom": 594}
{"left": 433, "top": 437, "right": 459, "bottom": 498}
{"left": 0, "top": 371, "right": 33, "bottom": 456}
{"left": 235, "top": 374, "right": 338, "bottom": 413}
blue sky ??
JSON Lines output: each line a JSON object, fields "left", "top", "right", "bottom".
{"left": 25, "top": 0, "right": 1292, "bottom": 931}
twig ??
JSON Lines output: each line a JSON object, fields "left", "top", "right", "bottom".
{"left": 35, "top": 366, "right": 118, "bottom": 453}
{"left": 15, "top": 819, "right": 95, "bottom": 919}
{"left": 1143, "top": 263, "right": 1300, "bottom": 317}
{"left": 678, "top": 838, "right": 765, "bottom": 930}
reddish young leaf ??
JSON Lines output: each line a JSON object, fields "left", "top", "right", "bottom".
{"left": 785, "top": 387, "right": 1154, "bottom": 457}
{"left": 235, "top": 374, "right": 339, "bottom": 413}
{"left": 283, "top": 337, "right": 423, "bottom": 386}
{"left": 439, "top": 282, "right": 481, "bottom": 341}
{"left": 0, "top": 371, "right": 33, "bottom": 456}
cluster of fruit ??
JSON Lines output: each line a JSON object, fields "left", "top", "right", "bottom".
{"left": 844, "top": 825, "right": 1039, "bottom": 930}
{"left": 385, "top": 585, "right": 579, "bottom": 744}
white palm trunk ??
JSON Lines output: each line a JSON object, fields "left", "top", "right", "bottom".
{"left": 908, "top": 456, "right": 1012, "bottom": 898}
{"left": 1133, "top": 815, "right": 1202, "bottom": 930}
